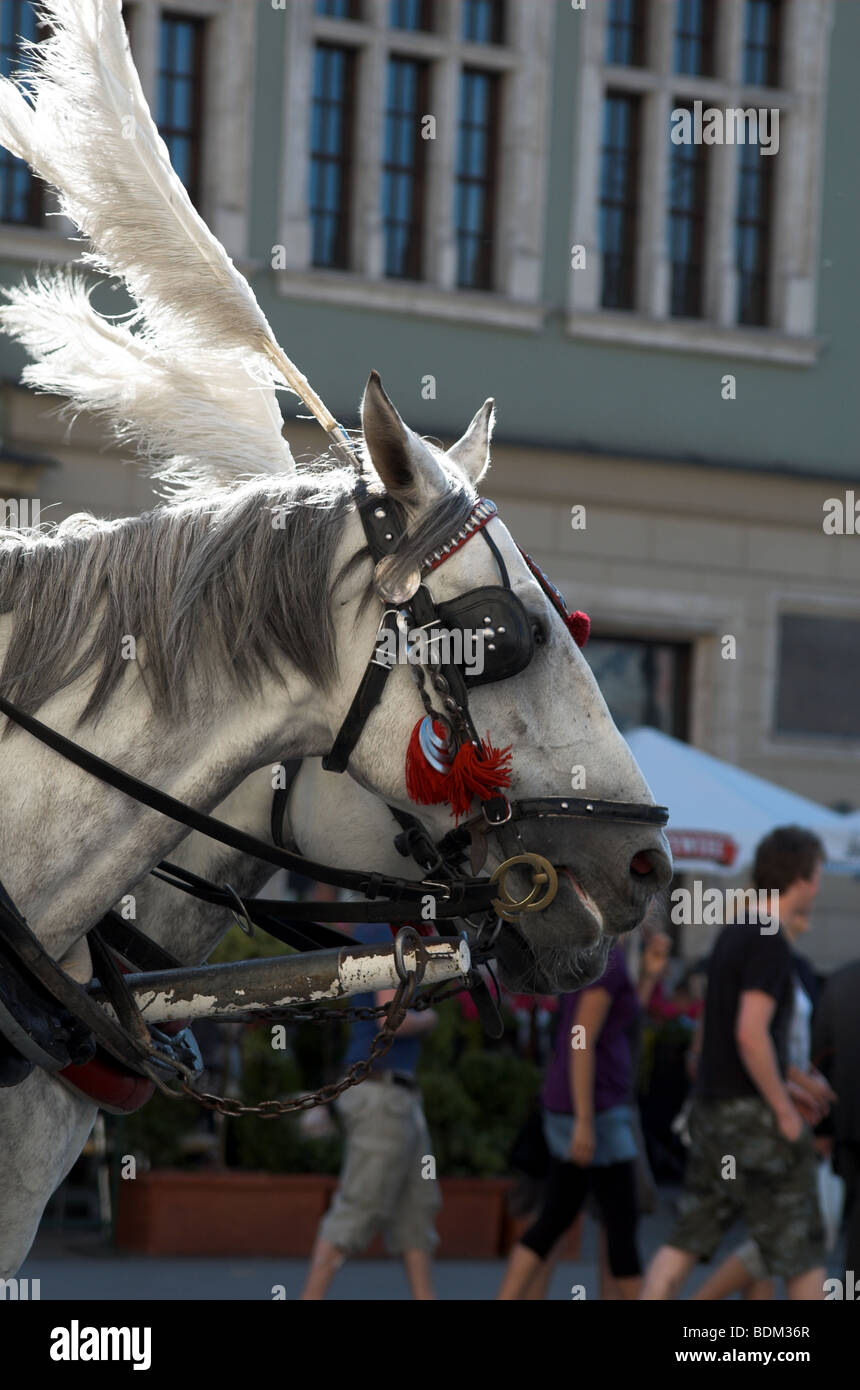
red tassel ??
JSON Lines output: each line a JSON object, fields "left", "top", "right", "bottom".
{"left": 447, "top": 735, "right": 512, "bottom": 822}
{"left": 567, "top": 611, "right": 590, "bottom": 648}
{"left": 405, "top": 717, "right": 513, "bottom": 823}
{"left": 405, "top": 718, "right": 451, "bottom": 806}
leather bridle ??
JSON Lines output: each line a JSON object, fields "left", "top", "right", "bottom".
{"left": 318, "top": 485, "right": 668, "bottom": 918}
{"left": 0, "top": 483, "right": 669, "bottom": 1081}
{"left": 0, "top": 484, "right": 667, "bottom": 930}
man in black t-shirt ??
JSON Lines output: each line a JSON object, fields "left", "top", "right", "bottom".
{"left": 695, "top": 921, "right": 794, "bottom": 1101}
{"left": 641, "top": 826, "right": 827, "bottom": 1300}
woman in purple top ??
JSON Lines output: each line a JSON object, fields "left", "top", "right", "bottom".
{"left": 499, "top": 943, "right": 650, "bottom": 1300}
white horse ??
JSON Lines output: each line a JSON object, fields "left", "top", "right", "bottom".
{"left": 0, "top": 0, "right": 673, "bottom": 1277}
{"left": 0, "top": 388, "right": 672, "bottom": 1277}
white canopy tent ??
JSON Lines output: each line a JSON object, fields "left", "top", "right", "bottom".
{"left": 623, "top": 727, "right": 859, "bottom": 876}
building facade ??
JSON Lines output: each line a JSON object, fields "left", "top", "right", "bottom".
{"left": 0, "top": 0, "right": 857, "bottom": 966}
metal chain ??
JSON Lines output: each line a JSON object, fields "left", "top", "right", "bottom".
{"left": 171, "top": 976, "right": 468, "bottom": 1118}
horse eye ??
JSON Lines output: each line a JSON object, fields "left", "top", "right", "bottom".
{"left": 532, "top": 619, "right": 547, "bottom": 646}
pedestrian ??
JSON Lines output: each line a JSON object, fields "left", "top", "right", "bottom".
{"left": 301, "top": 922, "right": 439, "bottom": 1300}
{"left": 812, "top": 958, "right": 860, "bottom": 1280}
{"left": 641, "top": 825, "right": 828, "bottom": 1300}
{"left": 692, "top": 888, "right": 835, "bottom": 1300}
{"left": 498, "top": 934, "right": 666, "bottom": 1300}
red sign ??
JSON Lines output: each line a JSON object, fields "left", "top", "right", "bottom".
{"left": 666, "top": 831, "right": 739, "bottom": 867}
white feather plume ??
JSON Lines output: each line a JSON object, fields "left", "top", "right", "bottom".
{"left": 0, "top": 270, "right": 299, "bottom": 492}
{"left": 0, "top": 0, "right": 341, "bottom": 486}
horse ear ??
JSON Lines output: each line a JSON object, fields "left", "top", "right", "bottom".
{"left": 446, "top": 399, "right": 495, "bottom": 485}
{"left": 360, "top": 371, "right": 447, "bottom": 500}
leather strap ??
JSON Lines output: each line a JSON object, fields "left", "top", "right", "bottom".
{"left": 507, "top": 796, "right": 669, "bottom": 826}
{"left": 322, "top": 612, "right": 398, "bottom": 774}
{"left": 322, "top": 484, "right": 407, "bottom": 774}
{"left": 0, "top": 694, "right": 493, "bottom": 918}
{"left": 270, "top": 758, "right": 303, "bottom": 849}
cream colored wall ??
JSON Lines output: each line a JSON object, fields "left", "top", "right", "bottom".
{"left": 4, "top": 387, "right": 858, "bottom": 970}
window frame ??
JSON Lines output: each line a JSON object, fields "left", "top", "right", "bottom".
{"left": 382, "top": 53, "right": 430, "bottom": 279}
{"left": 599, "top": 91, "right": 642, "bottom": 311}
{"left": 389, "top": 0, "right": 434, "bottom": 33}
{"left": 455, "top": 65, "right": 501, "bottom": 291}
{"left": 0, "top": 0, "right": 45, "bottom": 228}
{"left": 567, "top": 0, "right": 834, "bottom": 363}
{"left": 761, "top": 592, "right": 860, "bottom": 761}
{"left": 122, "top": 0, "right": 254, "bottom": 263}
{"left": 277, "top": 0, "right": 551, "bottom": 330}
{"left": 309, "top": 42, "right": 357, "bottom": 270}
{"left": 667, "top": 98, "right": 710, "bottom": 318}
{"left": 157, "top": 10, "right": 207, "bottom": 209}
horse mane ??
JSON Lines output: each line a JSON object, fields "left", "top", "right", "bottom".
{"left": 0, "top": 459, "right": 475, "bottom": 725}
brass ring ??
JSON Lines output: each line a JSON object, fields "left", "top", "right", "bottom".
{"left": 489, "top": 853, "right": 559, "bottom": 922}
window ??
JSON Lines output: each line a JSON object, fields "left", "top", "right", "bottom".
{"left": 735, "top": 138, "right": 773, "bottom": 326}
{"left": 673, "top": 0, "right": 715, "bottom": 77}
{"left": 390, "top": 0, "right": 433, "bottom": 32}
{"left": 0, "top": 1, "right": 42, "bottom": 226}
{"left": 775, "top": 616, "right": 860, "bottom": 739}
{"left": 455, "top": 69, "right": 500, "bottom": 290}
{"left": 585, "top": 639, "right": 691, "bottom": 739}
{"left": 668, "top": 104, "right": 708, "bottom": 317}
{"left": 316, "top": 0, "right": 361, "bottom": 17}
{"left": 383, "top": 57, "right": 429, "bottom": 279}
{"left": 157, "top": 14, "right": 205, "bottom": 206}
{"left": 282, "top": 1, "right": 550, "bottom": 323}
{"left": 569, "top": 1, "right": 828, "bottom": 356}
{"left": 600, "top": 94, "right": 640, "bottom": 310}
{"left": 743, "top": 0, "right": 782, "bottom": 86}
{"left": 606, "top": 0, "right": 647, "bottom": 68}
{"left": 462, "top": 0, "right": 505, "bottom": 46}
{"left": 309, "top": 45, "right": 356, "bottom": 269}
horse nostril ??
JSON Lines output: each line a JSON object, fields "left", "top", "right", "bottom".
{"left": 630, "top": 851, "right": 653, "bottom": 878}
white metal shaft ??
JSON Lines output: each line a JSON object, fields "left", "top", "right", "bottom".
{"left": 92, "top": 937, "right": 470, "bottom": 1025}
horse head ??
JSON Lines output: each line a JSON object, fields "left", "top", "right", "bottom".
{"left": 321, "top": 374, "right": 673, "bottom": 992}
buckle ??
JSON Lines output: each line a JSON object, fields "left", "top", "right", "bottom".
{"left": 482, "top": 795, "right": 511, "bottom": 827}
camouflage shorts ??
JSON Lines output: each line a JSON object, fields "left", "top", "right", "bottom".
{"left": 669, "top": 1096, "right": 825, "bottom": 1280}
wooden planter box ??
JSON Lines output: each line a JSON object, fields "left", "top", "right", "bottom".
{"left": 116, "top": 1170, "right": 511, "bottom": 1258}
{"left": 436, "top": 1177, "right": 510, "bottom": 1258}
{"left": 116, "top": 1171, "right": 337, "bottom": 1257}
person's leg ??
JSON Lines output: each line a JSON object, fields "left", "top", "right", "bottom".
{"left": 742, "top": 1114, "right": 826, "bottom": 1302}
{"left": 524, "top": 1233, "right": 570, "bottom": 1300}
{"left": 302, "top": 1084, "right": 406, "bottom": 1299}
{"left": 591, "top": 1161, "right": 642, "bottom": 1299}
{"left": 402, "top": 1249, "right": 435, "bottom": 1300}
{"left": 498, "top": 1157, "right": 590, "bottom": 1300}
{"left": 640, "top": 1100, "right": 737, "bottom": 1299}
{"left": 387, "top": 1092, "right": 441, "bottom": 1300}
{"left": 302, "top": 1236, "right": 346, "bottom": 1300}
{"left": 786, "top": 1267, "right": 826, "bottom": 1300}
{"left": 693, "top": 1240, "right": 774, "bottom": 1301}
{"left": 640, "top": 1246, "right": 699, "bottom": 1299}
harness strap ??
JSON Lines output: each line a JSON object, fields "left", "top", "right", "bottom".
{"left": 95, "top": 911, "right": 186, "bottom": 973}
{"left": 0, "top": 694, "right": 494, "bottom": 918}
{"left": 0, "top": 887, "right": 196, "bottom": 1082}
{"left": 506, "top": 796, "right": 668, "bottom": 826}
{"left": 322, "top": 483, "right": 408, "bottom": 774}
{"left": 151, "top": 861, "right": 358, "bottom": 946}
{"left": 271, "top": 758, "right": 303, "bottom": 849}
{"left": 321, "top": 612, "right": 398, "bottom": 774}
